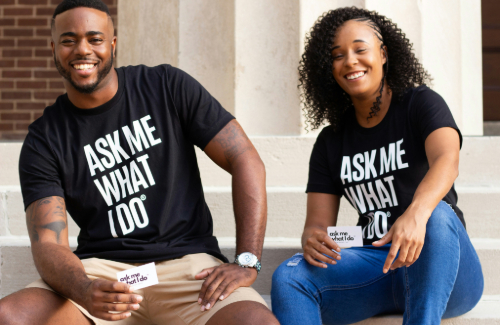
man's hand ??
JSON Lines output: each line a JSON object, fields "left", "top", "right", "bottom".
{"left": 81, "top": 279, "right": 143, "bottom": 321}
{"left": 195, "top": 263, "right": 257, "bottom": 311}
{"left": 303, "top": 229, "right": 341, "bottom": 268}
{"left": 373, "top": 210, "right": 427, "bottom": 273}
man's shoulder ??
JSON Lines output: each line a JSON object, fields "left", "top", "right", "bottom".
{"left": 117, "top": 64, "right": 175, "bottom": 79}
{"left": 28, "top": 97, "right": 65, "bottom": 131}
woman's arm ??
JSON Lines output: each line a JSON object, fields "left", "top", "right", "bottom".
{"left": 302, "top": 193, "right": 342, "bottom": 268}
{"left": 373, "top": 127, "right": 460, "bottom": 272}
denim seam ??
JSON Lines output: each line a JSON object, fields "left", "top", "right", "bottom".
{"left": 391, "top": 271, "right": 400, "bottom": 311}
{"left": 315, "top": 271, "right": 393, "bottom": 297}
{"left": 404, "top": 266, "right": 410, "bottom": 325}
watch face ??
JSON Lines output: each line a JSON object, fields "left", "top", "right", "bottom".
{"left": 238, "top": 253, "right": 254, "bottom": 266}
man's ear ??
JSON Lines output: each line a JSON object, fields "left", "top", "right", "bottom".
{"left": 111, "top": 36, "right": 117, "bottom": 58}
{"left": 51, "top": 41, "right": 55, "bottom": 56}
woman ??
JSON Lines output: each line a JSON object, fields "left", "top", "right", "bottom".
{"left": 271, "top": 7, "right": 483, "bottom": 325}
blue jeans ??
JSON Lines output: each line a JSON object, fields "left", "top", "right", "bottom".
{"left": 271, "top": 201, "right": 484, "bottom": 325}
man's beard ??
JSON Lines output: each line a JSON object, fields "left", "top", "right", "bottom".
{"left": 54, "top": 51, "right": 114, "bottom": 94}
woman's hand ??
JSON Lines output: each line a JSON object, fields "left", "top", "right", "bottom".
{"left": 303, "top": 228, "right": 342, "bottom": 268}
{"left": 372, "top": 209, "right": 428, "bottom": 273}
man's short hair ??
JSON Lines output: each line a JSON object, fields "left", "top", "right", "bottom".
{"left": 52, "top": 0, "right": 111, "bottom": 29}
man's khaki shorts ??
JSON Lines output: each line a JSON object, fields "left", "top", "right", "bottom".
{"left": 26, "top": 253, "right": 267, "bottom": 325}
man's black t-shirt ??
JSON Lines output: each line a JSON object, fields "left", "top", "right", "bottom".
{"left": 19, "top": 65, "right": 234, "bottom": 263}
{"left": 306, "top": 85, "right": 464, "bottom": 245}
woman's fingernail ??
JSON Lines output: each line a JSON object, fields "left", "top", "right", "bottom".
{"left": 125, "top": 312, "right": 131, "bottom": 317}
{"left": 201, "top": 305, "right": 205, "bottom": 311}
{"left": 336, "top": 255, "right": 341, "bottom": 260}
{"left": 198, "top": 298, "right": 202, "bottom": 304}
{"left": 219, "top": 295, "right": 224, "bottom": 300}
{"left": 206, "top": 303, "right": 211, "bottom": 310}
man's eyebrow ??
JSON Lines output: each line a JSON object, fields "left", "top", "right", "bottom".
{"left": 59, "top": 32, "right": 77, "bottom": 38}
{"left": 59, "top": 31, "right": 104, "bottom": 38}
{"left": 86, "top": 31, "right": 104, "bottom": 36}
{"left": 332, "top": 39, "right": 369, "bottom": 51}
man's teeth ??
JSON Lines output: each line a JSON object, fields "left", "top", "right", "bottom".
{"left": 73, "top": 64, "right": 95, "bottom": 70}
{"left": 347, "top": 71, "right": 365, "bottom": 80}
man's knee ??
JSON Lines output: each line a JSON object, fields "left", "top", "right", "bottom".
{"left": 207, "top": 301, "right": 279, "bottom": 325}
{"left": 0, "top": 288, "right": 89, "bottom": 325}
{"left": 0, "top": 296, "right": 18, "bottom": 325}
{"left": 0, "top": 288, "right": 50, "bottom": 325}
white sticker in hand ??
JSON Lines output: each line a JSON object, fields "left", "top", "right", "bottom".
{"left": 117, "top": 262, "right": 159, "bottom": 290}
{"left": 327, "top": 226, "right": 363, "bottom": 247}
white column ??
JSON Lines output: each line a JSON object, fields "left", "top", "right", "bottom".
{"left": 117, "top": 0, "right": 179, "bottom": 67}
{"left": 460, "top": 0, "right": 483, "bottom": 135}
{"left": 235, "top": 0, "right": 302, "bottom": 135}
{"left": 178, "top": 0, "right": 235, "bottom": 115}
{"left": 421, "top": 0, "right": 463, "bottom": 131}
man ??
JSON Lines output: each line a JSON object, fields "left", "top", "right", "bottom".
{"left": 0, "top": 1, "right": 279, "bottom": 324}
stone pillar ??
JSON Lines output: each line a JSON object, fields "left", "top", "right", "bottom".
{"left": 117, "top": 0, "right": 179, "bottom": 67}
{"left": 234, "top": 0, "right": 302, "bottom": 135}
{"left": 178, "top": 0, "right": 235, "bottom": 115}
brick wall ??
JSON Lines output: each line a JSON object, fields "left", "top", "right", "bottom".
{"left": 0, "top": 0, "right": 118, "bottom": 140}
{"left": 483, "top": 0, "right": 500, "bottom": 121}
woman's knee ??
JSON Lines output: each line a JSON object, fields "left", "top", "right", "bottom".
{"left": 425, "top": 201, "right": 461, "bottom": 241}
{"left": 271, "top": 255, "right": 310, "bottom": 295}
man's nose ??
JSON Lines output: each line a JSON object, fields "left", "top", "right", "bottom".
{"left": 74, "top": 39, "right": 93, "bottom": 57}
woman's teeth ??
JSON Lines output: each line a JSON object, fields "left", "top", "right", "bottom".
{"left": 347, "top": 71, "right": 365, "bottom": 80}
{"left": 73, "top": 64, "right": 95, "bottom": 70}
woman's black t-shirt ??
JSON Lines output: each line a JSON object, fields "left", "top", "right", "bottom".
{"left": 19, "top": 65, "right": 234, "bottom": 263}
{"left": 306, "top": 85, "right": 464, "bottom": 245}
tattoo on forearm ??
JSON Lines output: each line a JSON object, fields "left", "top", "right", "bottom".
{"left": 26, "top": 196, "right": 67, "bottom": 244}
{"left": 41, "top": 221, "right": 67, "bottom": 243}
{"left": 214, "top": 122, "right": 252, "bottom": 162}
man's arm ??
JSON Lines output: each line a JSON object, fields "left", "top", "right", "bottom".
{"left": 27, "top": 196, "right": 142, "bottom": 321}
{"left": 195, "top": 119, "right": 267, "bottom": 311}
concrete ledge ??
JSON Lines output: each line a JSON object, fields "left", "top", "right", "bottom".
{"left": 2, "top": 186, "right": 500, "bottom": 239}
{"left": 3, "top": 136, "right": 500, "bottom": 187}
{"left": 0, "top": 237, "right": 499, "bottom": 297}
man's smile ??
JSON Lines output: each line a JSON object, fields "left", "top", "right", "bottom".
{"left": 70, "top": 60, "right": 98, "bottom": 77}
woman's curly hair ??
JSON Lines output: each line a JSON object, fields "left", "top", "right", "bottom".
{"left": 300, "top": 7, "right": 431, "bottom": 132}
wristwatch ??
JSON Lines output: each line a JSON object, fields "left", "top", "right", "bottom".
{"left": 234, "top": 252, "right": 262, "bottom": 274}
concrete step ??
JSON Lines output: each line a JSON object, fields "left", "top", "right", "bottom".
{"left": 261, "top": 295, "right": 500, "bottom": 324}
{"left": 2, "top": 186, "right": 500, "bottom": 239}
{"left": 0, "top": 237, "right": 499, "bottom": 298}
{"left": 2, "top": 136, "right": 500, "bottom": 188}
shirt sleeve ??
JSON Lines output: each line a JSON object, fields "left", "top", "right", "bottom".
{"left": 306, "top": 127, "right": 343, "bottom": 195}
{"left": 164, "top": 65, "right": 235, "bottom": 150}
{"left": 19, "top": 119, "right": 65, "bottom": 210}
{"left": 411, "top": 86, "right": 463, "bottom": 148}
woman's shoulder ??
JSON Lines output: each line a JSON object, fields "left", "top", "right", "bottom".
{"left": 316, "top": 125, "right": 343, "bottom": 143}
{"left": 400, "top": 85, "right": 446, "bottom": 110}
